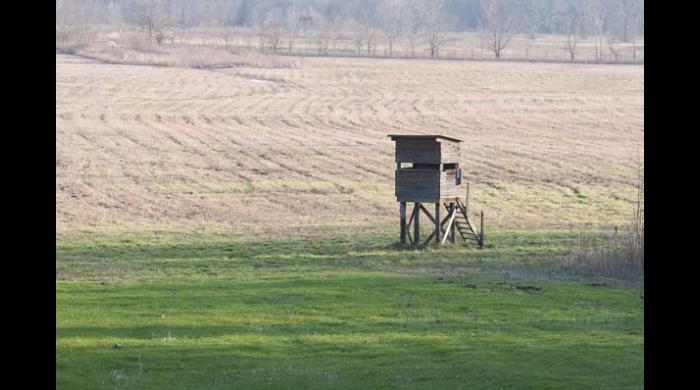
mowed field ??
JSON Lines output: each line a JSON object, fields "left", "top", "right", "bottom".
{"left": 56, "top": 53, "right": 643, "bottom": 239}
{"left": 56, "top": 53, "right": 644, "bottom": 389}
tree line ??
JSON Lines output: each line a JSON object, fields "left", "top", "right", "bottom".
{"left": 57, "top": 0, "right": 644, "bottom": 62}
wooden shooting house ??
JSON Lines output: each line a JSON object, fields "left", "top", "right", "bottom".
{"left": 389, "top": 134, "right": 484, "bottom": 247}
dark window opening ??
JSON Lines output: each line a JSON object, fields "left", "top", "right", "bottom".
{"left": 413, "top": 163, "right": 440, "bottom": 169}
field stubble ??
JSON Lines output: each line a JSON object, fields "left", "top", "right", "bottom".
{"left": 56, "top": 51, "right": 643, "bottom": 239}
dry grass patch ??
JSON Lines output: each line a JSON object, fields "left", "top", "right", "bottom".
{"left": 63, "top": 28, "right": 301, "bottom": 70}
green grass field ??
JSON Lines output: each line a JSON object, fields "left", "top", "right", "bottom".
{"left": 56, "top": 230, "right": 643, "bottom": 389}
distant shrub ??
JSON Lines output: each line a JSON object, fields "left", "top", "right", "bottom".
{"left": 565, "top": 227, "right": 643, "bottom": 281}
{"left": 564, "top": 165, "right": 643, "bottom": 282}
{"left": 59, "top": 27, "right": 300, "bottom": 71}
{"left": 122, "top": 30, "right": 160, "bottom": 53}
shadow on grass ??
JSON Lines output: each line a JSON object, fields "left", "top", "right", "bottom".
{"left": 57, "top": 230, "right": 579, "bottom": 282}
{"left": 57, "top": 339, "right": 642, "bottom": 389}
{"left": 56, "top": 232, "right": 643, "bottom": 389}
{"left": 57, "top": 274, "right": 642, "bottom": 344}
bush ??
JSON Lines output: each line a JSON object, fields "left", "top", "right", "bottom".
{"left": 564, "top": 166, "right": 643, "bottom": 282}
{"left": 565, "top": 227, "right": 643, "bottom": 281}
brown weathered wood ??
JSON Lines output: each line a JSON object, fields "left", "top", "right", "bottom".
{"left": 400, "top": 202, "right": 406, "bottom": 244}
{"left": 446, "top": 203, "right": 456, "bottom": 244}
{"left": 480, "top": 210, "right": 484, "bottom": 248}
{"left": 389, "top": 135, "right": 478, "bottom": 248}
{"left": 439, "top": 169, "right": 462, "bottom": 198}
{"left": 422, "top": 230, "right": 436, "bottom": 246}
{"left": 395, "top": 139, "right": 441, "bottom": 164}
{"left": 439, "top": 141, "right": 461, "bottom": 163}
{"left": 435, "top": 203, "right": 441, "bottom": 244}
{"left": 465, "top": 183, "right": 470, "bottom": 215}
{"left": 388, "top": 136, "right": 461, "bottom": 164}
{"left": 449, "top": 203, "right": 456, "bottom": 244}
{"left": 398, "top": 198, "right": 426, "bottom": 203}
{"left": 419, "top": 204, "right": 436, "bottom": 225}
{"left": 391, "top": 136, "right": 462, "bottom": 203}
{"left": 439, "top": 210, "right": 451, "bottom": 229}
{"left": 395, "top": 169, "right": 441, "bottom": 201}
{"left": 413, "top": 202, "right": 420, "bottom": 247}
{"left": 441, "top": 205, "right": 457, "bottom": 245}
{"left": 406, "top": 204, "right": 417, "bottom": 231}
{"left": 451, "top": 198, "right": 483, "bottom": 247}
{"left": 389, "top": 134, "right": 463, "bottom": 143}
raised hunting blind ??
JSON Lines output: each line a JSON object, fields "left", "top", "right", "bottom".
{"left": 389, "top": 134, "right": 484, "bottom": 248}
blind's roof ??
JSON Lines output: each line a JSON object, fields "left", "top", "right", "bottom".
{"left": 388, "top": 134, "right": 463, "bottom": 143}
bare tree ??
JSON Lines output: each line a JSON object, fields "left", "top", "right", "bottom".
{"left": 566, "top": 33, "right": 578, "bottom": 63}
{"left": 480, "top": 0, "right": 518, "bottom": 60}
{"left": 619, "top": 0, "right": 642, "bottom": 61}
{"left": 348, "top": 20, "right": 365, "bottom": 56}
{"left": 223, "top": 26, "right": 232, "bottom": 50}
{"left": 353, "top": 3, "right": 380, "bottom": 57}
{"left": 422, "top": 0, "right": 446, "bottom": 58}
{"left": 404, "top": 0, "right": 425, "bottom": 57}
{"left": 55, "top": 0, "right": 644, "bottom": 62}
{"left": 264, "top": 8, "right": 284, "bottom": 53}
{"left": 606, "top": 36, "right": 620, "bottom": 62}
{"left": 56, "top": 0, "right": 77, "bottom": 44}
{"left": 312, "top": 14, "right": 330, "bottom": 56}
{"left": 631, "top": 9, "right": 641, "bottom": 62}
{"left": 56, "top": 0, "right": 95, "bottom": 45}
{"left": 106, "top": 0, "right": 121, "bottom": 26}
{"left": 364, "top": 26, "right": 379, "bottom": 57}
{"left": 285, "top": 5, "right": 301, "bottom": 55}
{"left": 632, "top": 151, "right": 644, "bottom": 271}
{"left": 249, "top": 3, "right": 266, "bottom": 51}
{"left": 564, "top": 4, "right": 582, "bottom": 62}
{"left": 522, "top": 0, "right": 555, "bottom": 39}
{"left": 130, "top": 0, "right": 170, "bottom": 45}
{"left": 379, "top": 0, "right": 404, "bottom": 57}
{"left": 620, "top": 0, "right": 639, "bottom": 42}
{"left": 402, "top": 0, "right": 444, "bottom": 58}
{"left": 584, "top": 0, "right": 606, "bottom": 63}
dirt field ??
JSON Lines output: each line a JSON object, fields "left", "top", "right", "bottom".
{"left": 56, "top": 53, "right": 643, "bottom": 238}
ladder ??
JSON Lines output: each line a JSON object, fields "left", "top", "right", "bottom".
{"left": 401, "top": 183, "right": 485, "bottom": 248}
{"left": 452, "top": 200, "right": 483, "bottom": 248}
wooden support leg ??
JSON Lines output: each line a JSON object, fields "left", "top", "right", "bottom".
{"left": 399, "top": 202, "right": 406, "bottom": 244}
{"left": 465, "top": 183, "right": 470, "bottom": 216}
{"left": 480, "top": 210, "right": 484, "bottom": 248}
{"left": 413, "top": 203, "right": 420, "bottom": 247}
{"left": 441, "top": 204, "right": 457, "bottom": 245}
{"left": 406, "top": 205, "right": 416, "bottom": 244}
{"left": 435, "top": 203, "right": 441, "bottom": 244}
{"left": 449, "top": 203, "right": 456, "bottom": 244}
